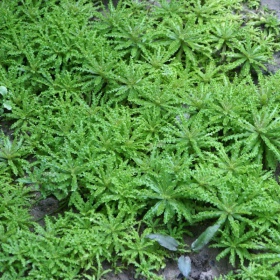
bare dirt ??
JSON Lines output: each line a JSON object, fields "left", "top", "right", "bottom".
{"left": 261, "top": 0, "right": 280, "bottom": 19}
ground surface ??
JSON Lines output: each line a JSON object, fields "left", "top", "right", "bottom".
{"left": 261, "top": 0, "right": 280, "bottom": 75}
{"left": 261, "top": 0, "right": 280, "bottom": 19}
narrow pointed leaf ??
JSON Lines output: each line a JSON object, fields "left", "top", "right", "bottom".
{"left": 145, "top": 233, "right": 179, "bottom": 251}
{"left": 191, "top": 221, "right": 221, "bottom": 252}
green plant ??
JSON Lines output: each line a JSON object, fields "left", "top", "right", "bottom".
{"left": 247, "top": 8, "right": 280, "bottom": 36}
{"left": 251, "top": 227, "right": 280, "bottom": 272}
{"left": 140, "top": 172, "right": 193, "bottom": 224}
{"left": 228, "top": 105, "right": 280, "bottom": 169}
{"left": 120, "top": 227, "right": 166, "bottom": 270}
{"left": 211, "top": 222, "right": 260, "bottom": 266}
{"left": 154, "top": 15, "right": 211, "bottom": 65}
{"left": 0, "top": 132, "right": 30, "bottom": 176}
{"left": 243, "top": 0, "right": 260, "bottom": 9}
{"left": 225, "top": 262, "right": 279, "bottom": 280}
{"left": 163, "top": 112, "right": 220, "bottom": 157}
{"left": 151, "top": 0, "right": 188, "bottom": 20}
{"left": 190, "top": 170, "right": 279, "bottom": 233}
{"left": 225, "top": 37, "right": 271, "bottom": 76}
{"left": 188, "top": 0, "right": 235, "bottom": 24}
{"left": 107, "top": 16, "right": 152, "bottom": 59}
{"left": 202, "top": 142, "right": 261, "bottom": 176}
{"left": 1, "top": 0, "right": 280, "bottom": 279}
{"left": 191, "top": 60, "right": 227, "bottom": 83}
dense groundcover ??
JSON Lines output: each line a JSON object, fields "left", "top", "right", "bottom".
{"left": 1, "top": 0, "right": 280, "bottom": 279}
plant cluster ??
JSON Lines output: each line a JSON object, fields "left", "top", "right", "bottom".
{"left": 1, "top": 0, "right": 280, "bottom": 279}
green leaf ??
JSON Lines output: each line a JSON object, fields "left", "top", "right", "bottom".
{"left": 3, "top": 101, "right": 12, "bottom": 110}
{"left": 178, "top": 256, "right": 191, "bottom": 278}
{"left": 191, "top": 220, "right": 222, "bottom": 252}
{"left": 0, "top": 86, "right": 7, "bottom": 96}
{"left": 145, "top": 233, "right": 179, "bottom": 251}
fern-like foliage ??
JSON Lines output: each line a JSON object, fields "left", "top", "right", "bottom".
{"left": 224, "top": 37, "right": 272, "bottom": 76}
{"left": 202, "top": 142, "right": 262, "bottom": 176}
{"left": 191, "top": 171, "right": 277, "bottom": 232}
{"left": 225, "top": 262, "right": 279, "bottom": 280}
{"left": 227, "top": 105, "right": 280, "bottom": 169}
{"left": 211, "top": 222, "right": 260, "bottom": 266}
{"left": 119, "top": 227, "right": 166, "bottom": 278}
{"left": 0, "top": 182, "right": 34, "bottom": 231}
{"left": 154, "top": 15, "right": 211, "bottom": 66}
{"left": 163, "top": 112, "right": 221, "bottom": 157}
{"left": 1, "top": 0, "right": 280, "bottom": 279}
{"left": 0, "top": 132, "right": 30, "bottom": 176}
{"left": 139, "top": 171, "right": 193, "bottom": 224}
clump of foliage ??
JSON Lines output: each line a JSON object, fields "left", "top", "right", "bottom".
{"left": 1, "top": 0, "right": 280, "bottom": 279}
